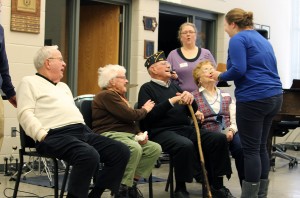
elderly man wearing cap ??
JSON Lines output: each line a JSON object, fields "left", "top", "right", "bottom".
{"left": 138, "top": 51, "right": 234, "bottom": 198}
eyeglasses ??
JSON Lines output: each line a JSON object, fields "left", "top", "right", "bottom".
{"left": 202, "top": 67, "right": 215, "bottom": 73}
{"left": 181, "top": 30, "right": 196, "bottom": 35}
{"left": 115, "top": 76, "right": 127, "bottom": 80}
{"left": 48, "top": 57, "right": 64, "bottom": 62}
{"left": 158, "top": 61, "right": 171, "bottom": 66}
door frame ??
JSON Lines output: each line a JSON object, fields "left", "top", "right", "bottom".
{"left": 66, "top": 0, "right": 131, "bottom": 96}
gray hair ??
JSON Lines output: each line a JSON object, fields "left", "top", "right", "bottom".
{"left": 98, "top": 64, "right": 126, "bottom": 89}
{"left": 33, "top": 45, "right": 58, "bottom": 70}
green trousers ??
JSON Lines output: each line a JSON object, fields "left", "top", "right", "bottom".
{"left": 102, "top": 131, "right": 162, "bottom": 187}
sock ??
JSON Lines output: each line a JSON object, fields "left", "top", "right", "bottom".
{"left": 132, "top": 178, "right": 140, "bottom": 186}
{"left": 175, "top": 181, "right": 187, "bottom": 192}
{"left": 212, "top": 176, "right": 224, "bottom": 190}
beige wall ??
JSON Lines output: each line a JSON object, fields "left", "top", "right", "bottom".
{"left": 129, "top": 0, "right": 293, "bottom": 105}
{"left": 0, "top": 0, "right": 295, "bottom": 162}
{"left": 0, "top": 0, "right": 45, "bottom": 162}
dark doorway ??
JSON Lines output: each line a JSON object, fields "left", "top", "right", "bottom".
{"left": 158, "top": 13, "right": 187, "bottom": 57}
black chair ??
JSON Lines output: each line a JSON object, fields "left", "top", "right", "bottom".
{"left": 74, "top": 95, "right": 154, "bottom": 198}
{"left": 74, "top": 94, "right": 94, "bottom": 129}
{"left": 164, "top": 154, "right": 175, "bottom": 198}
{"left": 270, "top": 120, "right": 299, "bottom": 171}
{"left": 13, "top": 126, "right": 70, "bottom": 198}
{"left": 134, "top": 102, "right": 174, "bottom": 198}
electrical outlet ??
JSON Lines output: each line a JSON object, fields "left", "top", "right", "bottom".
{"left": 11, "top": 127, "right": 16, "bottom": 137}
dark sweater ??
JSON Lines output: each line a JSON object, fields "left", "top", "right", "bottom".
{"left": 138, "top": 81, "right": 198, "bottom": 136}
{"left": 0, "top": 25, "right": 15, "bottom": 98}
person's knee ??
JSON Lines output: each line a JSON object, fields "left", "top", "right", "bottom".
{"left": 154, "top": 143, "right": 162, "bottom": 156}
{"left": 72, "top": 147, "right": 100, "bottom": 170}
{"left": 180, "top": 140, "right": 195, "bottom": 153}
{"left": 116, "top": 141, "right": 131, "bottom": 161}
{"left": 85, "top": 147, "right": 101, "bottom": 164}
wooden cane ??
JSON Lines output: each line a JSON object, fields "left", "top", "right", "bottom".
{"left": 188, "top": 104, "right": 212, "bottom": 198}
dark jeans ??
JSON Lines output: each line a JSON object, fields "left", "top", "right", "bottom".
{"left": 151, "top": 125, "right": 197, "bottom": 183}
{"left": 236, "top": 94, "right": 282, "bottom": 182}
{"left": 36, "top": 124, "right": 130, "bottom": 198}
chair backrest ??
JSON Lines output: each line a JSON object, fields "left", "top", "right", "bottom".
{"left": 74, "top": 94, "right": 95, "bottom": 129}
{"left": 19, "top": 125, "right": 36, "bottom": 149}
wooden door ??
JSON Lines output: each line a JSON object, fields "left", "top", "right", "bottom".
{"left": 78, "top": 3, "right": 120, "bottom": 95}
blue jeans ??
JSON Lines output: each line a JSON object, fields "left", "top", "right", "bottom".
{"left": 236, "top": 94, "right": 282, "bottom": 182}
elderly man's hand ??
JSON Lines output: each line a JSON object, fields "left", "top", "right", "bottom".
{"left": 170, "top": 70, "right": 178, "bottom": 80}
{"left": 177, "top": 91, "right": 194, "bottom": 105}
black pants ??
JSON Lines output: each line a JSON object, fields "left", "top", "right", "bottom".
{"left": 197, "top": 129, "right": 232, "bottom": 184}
{"left": 150, "top": 125, "right": 232, "bottom": 184}
{"left": 36, "top": 124, "right": 130, "bottom": 198}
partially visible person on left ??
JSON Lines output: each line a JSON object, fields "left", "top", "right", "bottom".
{"left": 0, "top": 21, "right": 17, "bottom": 152}
{"left": 16, "top": 45, "right": 130, "bottom": 198}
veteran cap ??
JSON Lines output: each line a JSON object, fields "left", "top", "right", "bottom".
{"left": 144, "top": 50, "right": 167, "bottom": 68}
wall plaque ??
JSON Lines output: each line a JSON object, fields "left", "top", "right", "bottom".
{"left": 143, "top": 16, "right": 157, "bottom": 32}
{"left": 11, "top": 0, "right": 41, "bottom": 34}
{"left": 144, "top": 40, "right": 154, "bottom": 59}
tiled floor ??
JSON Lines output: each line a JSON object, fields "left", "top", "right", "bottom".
{"left": 1, "top": 150, "right": 300, "bottom": 198}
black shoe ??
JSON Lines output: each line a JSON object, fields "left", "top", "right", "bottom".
{"left": 174, "top": 190, "right": 190, "bottom": 198}
{"left": 194, "top": 175, "right": 203, "bottom": 183}
{"left": 128, "top": 182, "right": 144, "bottom": 198}
{"left": 211, "top": 186, "right": 235, "bottom": 198}
{"left": 115, "top": 184, "right": 129, "bottom": 198}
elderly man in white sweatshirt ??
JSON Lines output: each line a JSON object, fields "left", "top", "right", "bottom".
{"left": 16, "top": 45, "right": 130, "bottom": 198}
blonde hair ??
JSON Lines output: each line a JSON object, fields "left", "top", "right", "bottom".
{"left": 225, "top": 8, "right": 254, "bottom": 29}
{"left": 177, "top": 22, "right": 198, "bottom": 44}
{"left": 192, "top": 60, "right": 214, "bottom": 87}
{"left": 98, "top": 64, "right": 126, "bottom": 89}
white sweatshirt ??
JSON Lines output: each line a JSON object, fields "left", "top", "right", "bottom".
{"left": 16, "top": 75, "right": 85, "bottom": 142}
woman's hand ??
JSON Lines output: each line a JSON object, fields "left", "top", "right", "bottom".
{"left": 136, "top": 132, "right": 148, "bottom": 145}
{"left": 195, "top": 110, "right": 204, "bottom": 123}
{"left": 226, "top": 130, "right": 234, "bottom": 142}
{"left": 142, "top": 100, "right": 155, "bottom": 113}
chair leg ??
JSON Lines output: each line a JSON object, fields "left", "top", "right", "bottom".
{"left": 169, "top": 156, "right": 174, "bottom": 198}
{"left": 164, "top": 155, "right": 174, "bottom": 198}
{"left": 52, "top": 159, "right": 59, "bottom": 198}
{"left": 60, "top": 163, "right": 70, "bottom": 198}
{"left": 13, "top": 151, "right": 24, "bottom": 198}
{"left": 149, "top": 173, "right": 153, "bottom": 198}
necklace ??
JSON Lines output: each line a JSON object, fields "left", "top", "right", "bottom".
{"left": 208, "top": 91, "right": 219, "bottom": 105}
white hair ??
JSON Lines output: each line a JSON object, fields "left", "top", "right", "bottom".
{"left": 33, "top": 45, "right": 58, "bottom": 70}
{"left": 98, "top": 64, "right": 126, "bottom": 89}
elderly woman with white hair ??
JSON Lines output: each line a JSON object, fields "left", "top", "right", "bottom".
{"left": 92, "top": 64, "right": 162, "bottom": 198}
